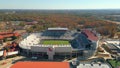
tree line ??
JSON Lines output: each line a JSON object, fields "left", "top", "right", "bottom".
{"left": 0, "top": 12, "right": 118, "bottom": 37}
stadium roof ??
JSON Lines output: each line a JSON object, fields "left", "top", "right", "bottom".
{"left": 10, "top": 62, "right": 70, "bottom": 68}
{"left": 82, "top": 29, "right": 98, "bottom": 41}
{"left": 48, "top": 28, "right": 68, "bottom": 31}
{"left": 0, "top": 35, "right": 4, "bottom": 39}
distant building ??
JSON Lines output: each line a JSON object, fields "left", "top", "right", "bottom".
{"left": 0, "top": 32, "right": 20, "bottom": 44}
{"left": 77, "top": 63, "right": 110, "bottom": 68}
{"left": 114, "top": 32, "right": 120, "bottom": 38}
{"left": 26, "top": 21, "right": 38, "bottom": 25}
{"left": 14, "top": 30, "right": 26, "bottom": 34}
{"left": 76, "top": 58, "right": 112, "bottom": 68}
{"left": 24, "top": 21, "right": 38, "bottom": 29}
{"left": 103, "top": 39, "right": 120, "bottom": 56}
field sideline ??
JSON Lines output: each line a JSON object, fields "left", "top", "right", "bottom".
{"left": 42, "top": 40, "right": 70, "bottom": 45}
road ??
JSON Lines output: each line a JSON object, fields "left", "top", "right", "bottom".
{"left": 104, "top": 20, "right": 120, "bottom": 25}
{"left": 0, "top": 56, "right": 25, "bottom": 68}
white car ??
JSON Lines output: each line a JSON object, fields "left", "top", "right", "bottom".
{"left": 31, "top": 57, "right": 38, "bottom": 60}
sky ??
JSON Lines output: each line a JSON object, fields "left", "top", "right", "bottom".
{"left": 0, "top": 0, "right": 120, "bottom": 9}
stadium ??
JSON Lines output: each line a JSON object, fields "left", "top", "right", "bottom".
{"left": 19, "top": 28, "right": 99, "bottom": 60}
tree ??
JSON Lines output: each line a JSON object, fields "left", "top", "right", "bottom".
{"left": 11, "top": 36, "right": 17, "bottom": 40}
{"left": 18, "top": 22, "right": 25, "bottom": 27}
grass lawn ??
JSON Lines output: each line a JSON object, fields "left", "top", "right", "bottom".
{"left": 109, "top": 59, "right": 120, "bottom": 68}
{"left": 42, "top": 40, "right": 70, "bottom": 45}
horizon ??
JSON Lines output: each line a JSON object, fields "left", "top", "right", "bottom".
{"left": 1, "top": 8, "right": 120, "bottom": 10}
{"left": 0, "top": 0, "right": 120, "bottom": 9}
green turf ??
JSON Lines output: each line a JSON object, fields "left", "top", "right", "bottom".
{"left": 42, "top": 40, "right": 70, "bottom": 45}
{"left": 109, "top": 59, "right": 120, "bottom": 68}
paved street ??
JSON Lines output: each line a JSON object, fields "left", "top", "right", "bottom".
{"left": 0, "top": 56, "right": 25, "bottom": 68}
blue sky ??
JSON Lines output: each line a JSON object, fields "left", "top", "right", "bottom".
{"left": 0, "top": 0, "right": 120, "bottom": 9}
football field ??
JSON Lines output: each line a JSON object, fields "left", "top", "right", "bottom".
{"left": 43, "top": 40, "right": 70, "bottom": 45}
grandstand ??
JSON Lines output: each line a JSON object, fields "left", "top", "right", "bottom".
{"left": 19, "top": 28, "right": 99, "bottom": 60}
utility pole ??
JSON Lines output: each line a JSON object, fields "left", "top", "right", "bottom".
{"left": 119, "top": 39, "right": 120, "bottom": 46}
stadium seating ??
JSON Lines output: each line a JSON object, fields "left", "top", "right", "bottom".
{"left": 71, "top": 34, "right": 91, "bottom": 49}
{"left": 19, "top": 33, "right": 40, "bottom": 49}
{"left": 42, "top": 30, "right": 66, "bottom": 37}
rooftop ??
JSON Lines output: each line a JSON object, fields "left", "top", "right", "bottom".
{"left": 81, "top": 29, "right": 98, "bottom": 41}
{"left": 0, "top": 32, "right": 20, "bottom": 39}
{"left": 10, "top": 62, "right": 70, "bottom": 68}
{"left": 77, "top": 63, "right": 110, "bottom": 68}
{"left": 48, "top": 28, "right": 68, "bottom": 31}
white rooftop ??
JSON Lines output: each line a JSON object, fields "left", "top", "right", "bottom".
{"left": 48, "top": 28, "right": 68, "bottom": 31}
{"left": 77, "top": 64, "right": 110, "bottom": 68}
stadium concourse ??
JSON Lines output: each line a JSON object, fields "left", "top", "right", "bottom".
{"left": 19, "top": 27, "right": 99, "bottom": 60}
